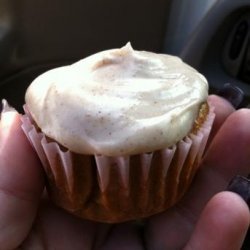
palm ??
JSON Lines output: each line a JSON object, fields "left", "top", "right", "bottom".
{"left": 1, "top": 95, "right": 249, "bottom": 250}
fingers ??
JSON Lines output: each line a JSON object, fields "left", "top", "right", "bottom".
{"left": 207, "top": 95, "right": 235, "bottom": 144}
{"left": 21, "top": 199, "right": 143, "bottom": 250}
{"left": 184, "top": 192, "right": 250, "bottom": 250}
{"left": 98, "top": 223, "right": 144, "bottom": 250}
{"left": 177, "top": 108, "right": 250, "bottom": 220}
{"left": 203, "top": 108, "right": 250, "bottom": 180}
{"left": 0, "top": 108, "right": 44, "bottom": 250}
{"left": 146, "top": 107, "right": 250, "bottom": 249}
{"left": 21, "top": 199, "right": 98, "bottom": 250}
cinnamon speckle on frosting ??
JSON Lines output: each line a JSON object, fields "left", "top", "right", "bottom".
{"left": 25, "top": 43, "right": 208, "bottom": 156}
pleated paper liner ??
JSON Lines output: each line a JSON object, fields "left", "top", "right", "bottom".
{"left": 21, "top": 105, "right": 215, "bottom": 223}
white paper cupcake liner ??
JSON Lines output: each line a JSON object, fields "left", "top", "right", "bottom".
{"left": 21, "top": 105, "right": 215, "bottom": 222}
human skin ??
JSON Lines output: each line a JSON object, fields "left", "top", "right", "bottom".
{"left": 0, "top": 95, "right": 249, "bottom": 250}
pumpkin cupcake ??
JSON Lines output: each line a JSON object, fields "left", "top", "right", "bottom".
{"left": 22, "top": 43, "right": 214, "bottom": 223}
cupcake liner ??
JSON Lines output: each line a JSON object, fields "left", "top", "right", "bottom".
{"left": 21, "top": 105, "right": 215, "bottom": 223}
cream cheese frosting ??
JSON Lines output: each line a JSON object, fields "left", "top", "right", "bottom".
{"left": 25, "top": 43, "right": 208, "bottom": 156}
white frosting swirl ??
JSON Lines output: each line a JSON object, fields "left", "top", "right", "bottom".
{"left": 25, "top": 43, "right": 208, "bottom": 156}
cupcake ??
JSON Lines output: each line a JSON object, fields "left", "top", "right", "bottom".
{"left": 21, "top": 43, "right": 215, "bottom": 223}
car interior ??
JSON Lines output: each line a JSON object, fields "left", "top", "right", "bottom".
{"left": 0, "top": 0, "right": 250, "bottom": 248}
{"left": 0, "top": 0, "right": 249, "bottom": 111}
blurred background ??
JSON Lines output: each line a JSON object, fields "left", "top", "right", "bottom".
{"left": 1, "top": 0, "right": 250, "bottom": 111}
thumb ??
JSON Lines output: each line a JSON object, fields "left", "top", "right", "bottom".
{"left": 0, "top": 102, "right": 44, "bottom": 250}
{"left": 184, "top": 191, "right": 250, "bottom": 250}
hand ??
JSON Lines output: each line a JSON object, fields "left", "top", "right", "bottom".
{"left": 0, "top": 95, "right": 249, "bottom": 250}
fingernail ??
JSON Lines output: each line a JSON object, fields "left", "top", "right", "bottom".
{"left": 1, "top": 99, "right": 15, "bottom": 113}
{"left": 0, "top": 100, "right": 16, "bottom": 120}
{"left": 227, "top": 175, "right": 250, "bottom": 207}
{"left": 217, "top": 83, "right": 244, "bottom": 109}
